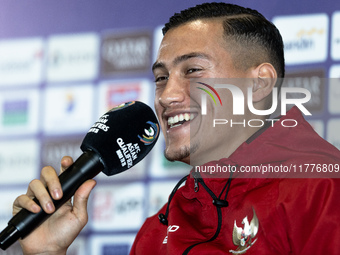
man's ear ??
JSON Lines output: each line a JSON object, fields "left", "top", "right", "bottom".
{"left": 251, "top": 63, "right": 277, "bottom": 103}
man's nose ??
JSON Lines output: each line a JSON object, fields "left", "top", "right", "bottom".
{"left": 158, "top": 75, "right": 188, "bottom": 108}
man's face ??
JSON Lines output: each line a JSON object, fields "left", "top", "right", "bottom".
{"left": 152, "top": 19, "right": 254, "bottom": 165}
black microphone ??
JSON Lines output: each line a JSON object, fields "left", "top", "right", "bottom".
{"left": 0, "top": 101, "right": 160, "bottom": 250}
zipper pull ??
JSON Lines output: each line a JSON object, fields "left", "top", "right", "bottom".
{"left": 194, "top": 177, "right": 199, "bottom": 192}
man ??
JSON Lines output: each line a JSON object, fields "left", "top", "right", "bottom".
{"left": 12, "top": 2, "right": 340, "bottom": 255}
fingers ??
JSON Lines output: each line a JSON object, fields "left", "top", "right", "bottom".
{"left": 22, "top": 165, "right": 63, "bottom": 215}
{"left": 60, "top": 156, "right": 74, "bottom": 174}
{"left": 27, "top": 177, "right": 56, "bottom": 214}
{"left": 13, "top": 194, "right": 41, "bottom": 215}
{"left": 72, "top": 179, "right": 97, "bottom": 224}
{"left": 13, "top": 177, "right": 56, "bottom": 215}
{"left": 39, "top": 166, "right": 63, "bottom": 201}
{"left": 13, "top": 156, "right": 87, "bottom": 219}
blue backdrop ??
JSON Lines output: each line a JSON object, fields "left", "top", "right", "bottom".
{"left": 0, "top": 0, "right": 339, "bottom": 254}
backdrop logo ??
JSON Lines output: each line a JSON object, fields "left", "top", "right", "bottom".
{"left": 101, "top": 30, "right": 152, "bottom": 75}
{"left": 2, "top": 100, "right": 29, "bottom": 126}
{"left": 272, "top": 14, "right": 328, "bottom": 65}
{"left": 296, "top": 28, "right": 325, "bottom": 38}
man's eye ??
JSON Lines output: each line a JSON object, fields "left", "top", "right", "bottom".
{"left": 154, "top": 76, "right": 169, "bottom": 83}
{"left": 187, "top": 68, "right": 202, "bottom": 74}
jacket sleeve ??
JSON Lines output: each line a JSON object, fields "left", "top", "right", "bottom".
{"left": 278, "top": 178, "right": 340, "bottom": 254}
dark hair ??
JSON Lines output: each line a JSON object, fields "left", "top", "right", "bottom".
{"left": 163, "top": 2, "right": 285, "bottom": 79}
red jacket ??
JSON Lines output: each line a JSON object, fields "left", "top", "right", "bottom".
{"left": 130, "top": 107, "right": 340, "bottom": 254}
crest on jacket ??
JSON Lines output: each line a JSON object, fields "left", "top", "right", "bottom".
{"left": 229, "top": 208, "right": 259, "bottom": 254}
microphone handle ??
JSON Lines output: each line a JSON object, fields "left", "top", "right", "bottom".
{"left": 0, "top": 150, "right": 104, "bottom": 250}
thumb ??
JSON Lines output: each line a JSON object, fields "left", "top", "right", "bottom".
{"left": 72, "top": 179, "right": 97, "bottom": 224}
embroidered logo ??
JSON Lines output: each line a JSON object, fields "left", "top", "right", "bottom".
{"left": 229, "top": 208, "right": 259, "bottom": 254}
{"left": 162, "top": 225, "right": 180, "bottom": 244}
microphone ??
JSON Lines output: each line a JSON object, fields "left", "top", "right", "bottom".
{"left": 0, "top": 101, "right": 160, "bottom": 250}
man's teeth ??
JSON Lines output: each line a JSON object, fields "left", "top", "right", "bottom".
{"left": 168, "top": 113, "right": 194, "bottom": 128}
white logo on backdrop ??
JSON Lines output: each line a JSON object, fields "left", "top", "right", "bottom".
{"left": 273, "top": 14, "right": 328, "bottom": 65}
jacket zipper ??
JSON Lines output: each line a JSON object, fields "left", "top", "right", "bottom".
{"left": 182, "top": 175, "right": 223, "bottom": 255}
{"left": 194, "top": 177, "right": 199, "bottom": 192}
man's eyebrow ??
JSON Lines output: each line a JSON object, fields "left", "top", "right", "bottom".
{"left": 152, "top": 52, "right": 211, "bottom": 72}
{"left": 152, "top": 61, "right": 165, "bottom": 72}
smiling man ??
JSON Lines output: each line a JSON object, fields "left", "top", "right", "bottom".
{"left": 153, "top": 19, "right": 253, "bottom": 165}
{"left": 11, "top": 2, "right": 340, "bottom": 255}
{"left": 151, "top": 4, "right": 284, "bottom": 168}
{"left": 130, "top": 3, "right": 340, "bottom": 255}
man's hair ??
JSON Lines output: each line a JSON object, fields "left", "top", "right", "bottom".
{"left": 162, "top": 2, "right": 285, "bottom": 79}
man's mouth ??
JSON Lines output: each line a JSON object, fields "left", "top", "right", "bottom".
{"left": 167, "top": 113, "right": 195, "bottom": 129}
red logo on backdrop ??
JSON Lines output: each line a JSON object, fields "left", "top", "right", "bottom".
{"left": 106, "top": 84, "right": 141, "bottom": 110}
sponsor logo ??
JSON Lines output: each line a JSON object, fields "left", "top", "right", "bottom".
{"left": 2, "top": 99, "right": 29, "bottom": 126}
{"left": 97, "top": 80, "right": 151, "bottom": 115}
{"left": 41, "top": 136, "right": 83, "bottom": 170}
{"left": 46, "top": 33, "right": 99, "bottom": 82}
{"left": 163, "top": 225, "right": 180, "bottom": 244}
{"left": 65, "top": 93, "right": 75, "bottom": 113}
{"left": 107, "top": 84, "right": 140, "bottom": 109}
{"left": 138, "top": 121, "right": 159, "bottom": 145}
{"left": 0, "top": 38, "right": 44, "bottom": 86}
{"left": 0, "top": 139, "right": 39, "bottom": 184}
{"left": 43, "top": 84, "right": 94, "bottom": 134}
{"left": 101, "top": 30, "right": 152, "bottom": 75}
{"left": 0, "top": 89, "right": 40, "bottom": 135}
{"left": 273, "top": 14, "right": 328, "bottom": 64}
{"left": 90, "top": 184, "right": 145, "bottom": 231}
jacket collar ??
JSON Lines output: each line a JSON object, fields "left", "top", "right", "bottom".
{"left": 182, "top": 106, "right": 315, "bottom": 200}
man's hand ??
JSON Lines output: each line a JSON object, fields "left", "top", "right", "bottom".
{"left": 12, "top": 156, "right": 96, "bottom": 255}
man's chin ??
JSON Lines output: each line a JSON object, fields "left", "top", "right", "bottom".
{"left": 164, "top": 149, "right": 190, "bottom": 163}
{"left": 163, "top": 143, "right": 199, "bottom": 164}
